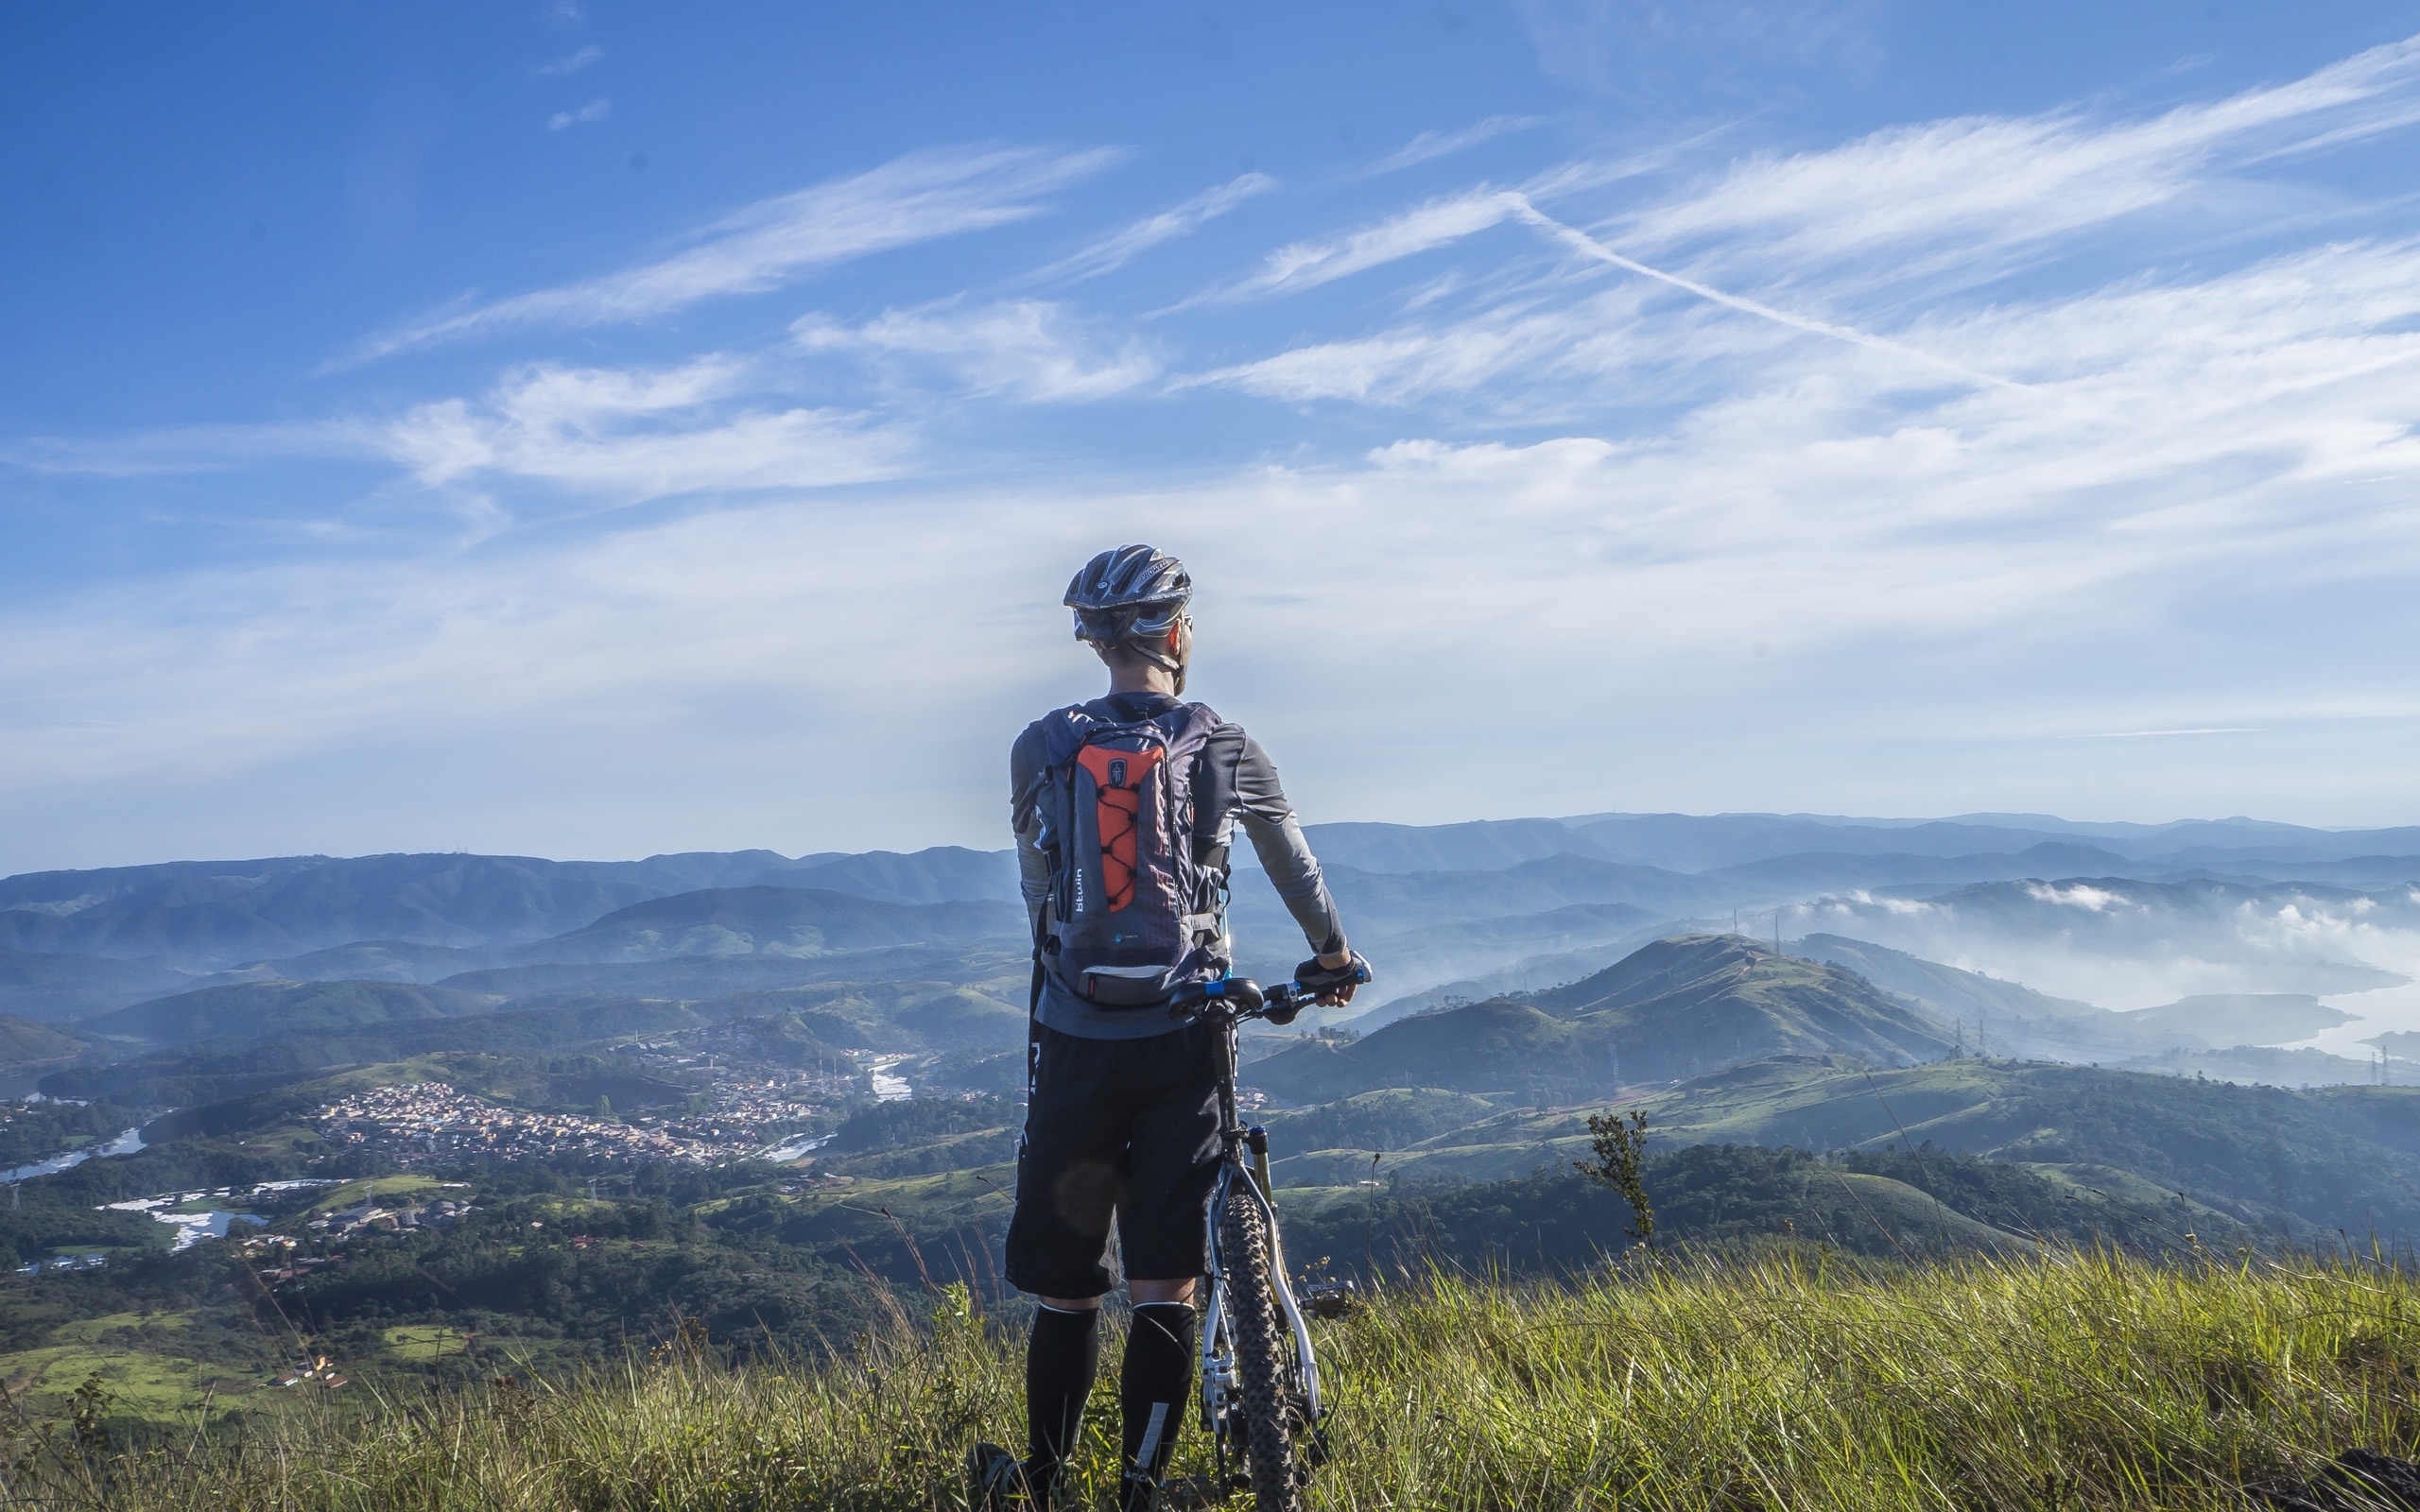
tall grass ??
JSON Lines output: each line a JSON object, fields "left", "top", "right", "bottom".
{"left": 36, "top": 1250, "right": 2420, "bottom": 1510}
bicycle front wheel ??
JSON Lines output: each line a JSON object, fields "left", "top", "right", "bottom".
{"left": 1218, "top": 1179, "right": 1305, "bottom": 1512}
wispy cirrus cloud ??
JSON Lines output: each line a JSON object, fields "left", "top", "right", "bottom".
{"left": 375, "top": 357, "right": 911, "bottom": 502}
{"left": 533, "top": 43, "right": 602, "bottom": 77}
{"left": 1362, "top": 115, "right": 1545, "bottom": 176}
{"left": 334, "top": 145, "right": 1123, "bottom": 367}
{"left": 546, "top": 97, "right": 610, "bottom": 131}
{"left": 1617, "top": 32, "right": 2420, "bottom": 290}
{"left": 19, "top": 218, "right": 2420, "bottom": 845}
{"left": 17, "top": 36, "right": 2420, "bottom": 865}
{"left": 1229, "top": 189, "right": 1528, "bottom": 299}
{"left": 794, "top": 300, "right": 1158, "bottom": 402}
{"left": 9, "top": 357, "right": 915, "bottom": 501}
{"left": 1214, "top": 36, "right": 2420, "bottom": 318}
{"left": 1036, "top": 172, "right": 1276, "bottom": 283}
{"left": 1198, "top": 191, "right": 2014, "bottom": 397}
{"left": 1199, "top": 37, "right": 2420, "bottom": 406}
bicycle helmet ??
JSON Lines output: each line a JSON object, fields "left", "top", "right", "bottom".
{"left": 1064, "top": 544, "right": 1193, "bottom": 688}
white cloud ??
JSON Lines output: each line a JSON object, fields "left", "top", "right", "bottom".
{"left": 1230, "top": 190, "right": 1527, "bottom": 299}
{"left": 2024, "top": 883, "right": 2135, "bottom": 912}
{"left": 1201, "top": 36, "right": 2420, "bottom": 373}
{"left": 534, "top": 43, "right": 602, "bottom": 77}
{"left": 1363, "top": 116, "right": 1545, "bottom": 176}
{"left": 1188, "top": 318, "right": 1567, "bottom": 404}
{"left": 794, "top": 300, "right": 1157, "bottom": 403}
{"left": 547, "top": 98, "right": 611, "bottom": 131}
{"left": 15, "top": 43, "right": 2420, "bottom": 865}
{"left": 1614, "top": 34, "right": 2420, "bottom": 291}
{"left": 1201, "top": 197, "right": 2019, "bottom": 400}
{"left": 337, "top": 145, "right": 1122, "bottom": 364}
{"left": 377, "top": 357, "right": 911, "bottom": 501}
{"left": 1037, "top": 173, "right": 1276, "bottom": 283}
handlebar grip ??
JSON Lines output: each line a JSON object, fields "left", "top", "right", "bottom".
{"left": 1292, "top": 954, "right": 1374, "bottom": 993}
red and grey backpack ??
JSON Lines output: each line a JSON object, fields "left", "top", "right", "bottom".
{"left": 1031, "top": 700, "right": 1228, "bottom": 1006}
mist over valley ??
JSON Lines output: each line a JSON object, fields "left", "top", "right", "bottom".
{"left": 8, "top": 806, "right": 2420, "bottom": 1437}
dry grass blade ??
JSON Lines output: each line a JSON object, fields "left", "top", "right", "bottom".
{"left": 24, "top": 1252, "right": 2420, "bottom": 1510}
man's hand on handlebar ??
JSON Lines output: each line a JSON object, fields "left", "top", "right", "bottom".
{"left": 1297, "top": 950, "right": 1373, "bottom": 1006}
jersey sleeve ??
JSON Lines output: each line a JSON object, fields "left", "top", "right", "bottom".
{"left": 1009, "top": 722, "right": 1053, "bottom": 939}
{"left": 1223, "top": 729, "right": 1349, "bottom": 958}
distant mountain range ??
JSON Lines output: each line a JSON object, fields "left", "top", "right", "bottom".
{"left": 1297, "top": 813, "right": 2420, "bottom": 873}
{"left": 3, "top": 810, "right": 2413, "bottom": 1090}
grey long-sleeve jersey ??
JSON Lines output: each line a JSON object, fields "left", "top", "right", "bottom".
{"left": 1011, "top": 690, "right": 1348, "bottom": 1040}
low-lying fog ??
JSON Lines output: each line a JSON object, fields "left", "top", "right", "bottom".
{"left": 1785, "top": 883, "right": 2420, "bottom": 1066}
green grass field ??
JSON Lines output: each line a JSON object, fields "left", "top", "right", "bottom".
{"left": 379, "top": 1325, "right": 468, "bottom": 1364}
{"left": 30, "top": 1249, "right": 2420, "bottom": 1510}
{"left": 299, "top": 1174, "right": 446, "bottom": 1217}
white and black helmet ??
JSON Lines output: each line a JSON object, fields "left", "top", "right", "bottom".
{"left": 1064, "top": 544, "right": 1192, "bottom": 657}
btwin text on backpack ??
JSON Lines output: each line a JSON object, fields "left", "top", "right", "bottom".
{"left": 1033, "top": 701, "right": 1227, "bottom": 1007}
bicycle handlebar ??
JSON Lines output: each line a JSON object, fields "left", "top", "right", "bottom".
{"left": 1167, "top": 961, "right": 1373, "bottom": 1026}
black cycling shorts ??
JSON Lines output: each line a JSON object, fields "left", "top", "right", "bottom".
{"left": 1004, "top": 1020, "right": 1223, "bottom": 1299}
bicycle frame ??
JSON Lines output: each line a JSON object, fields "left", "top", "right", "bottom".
{"left": 1187, "top": 983, "right": 1324, "bottom": 1458}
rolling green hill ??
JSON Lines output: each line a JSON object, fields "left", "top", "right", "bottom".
{"left": 430, "top": 942, "right": 1029, "bottom": 1000}
{"left": 80, "top": 979, "right": 507, "bottom": 1047}
{"left": 503, "top": 886, "right": 1026, "bottom": 964}
{"left": 43, "top": 993, "right": 726, "bottom": 1108}
{"left": 1253, "top": 935, "right": 1953, "bottom": 1101}
{"left": 1629, "top": 1055, "right": 2420, "bottom": 1242}
{"left": 690, "top": 980, "right": 1025, "bottom": 1055}
{"left": 0, "top": 1013, "right": 93, "bottom": 1070}
{"left": 0, "top": 853, "right": 689, "bottom": 963}
{"left": 0, "top": 947, "right": 198, "bottom": 1022}
{"left": 202, "top": 939, "right": 488, "bottom": 987}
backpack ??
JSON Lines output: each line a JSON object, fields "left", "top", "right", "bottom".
{"left": 1031, "top": 700, "right": 1228, "bottom": 1007}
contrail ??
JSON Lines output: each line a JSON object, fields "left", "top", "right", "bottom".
{"left": 1504, "top": 193, "right": 2026, "bottom": 391}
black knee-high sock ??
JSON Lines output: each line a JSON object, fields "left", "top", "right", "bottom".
{"left": 1121, "top": 1301, "right": 1197, "bottom": 1494}
{"left": 1027, "top": 1303, "right": 1100, "bottom": 1494}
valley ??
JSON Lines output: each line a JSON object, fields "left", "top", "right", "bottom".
{"left": 0, "top": 809, "right": 2415, "bottom": 1436}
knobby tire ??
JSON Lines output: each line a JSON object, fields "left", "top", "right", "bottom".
{"left": 1219, "top": 1180, "right": 1305, "bottom": 1512}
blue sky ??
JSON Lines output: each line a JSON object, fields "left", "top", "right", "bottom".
{"left": 5, "top": 1, "right": 2419, "bottom": 870}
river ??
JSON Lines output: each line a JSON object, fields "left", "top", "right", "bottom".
{"left": 867, "top": 1056, "right": 913, "bottom": 1102}
{"left": 2, "top": 1126, "right": 146, "bottom": 1185}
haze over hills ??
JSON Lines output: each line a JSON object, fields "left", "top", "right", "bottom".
{"left": 9, "top": 814, "right": 2420, "bottom": 1424}
{"left": 3, "top": 809, "right": 2414, "bottom": 1091}
{"left": 1789, "top": 935, "right": 2368, "bottom": 1071}
{"left": 1790, "top": 875, "right": 2418, "bottom": 1005}
{"left": 493, "top": 887, "right": 1026, "bottom": 966}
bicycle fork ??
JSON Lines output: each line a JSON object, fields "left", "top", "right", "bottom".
{"left": 1198, "top": 1160, "right": 1324, "bottom": 1441}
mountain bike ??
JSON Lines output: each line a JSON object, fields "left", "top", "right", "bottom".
{"left": 1167, "top": 966, "right": 1366, "bottom": 1512}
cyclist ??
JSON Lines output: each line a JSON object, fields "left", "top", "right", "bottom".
{"left": 970, "top": 544, "right": 1367, "bottom": 1511}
